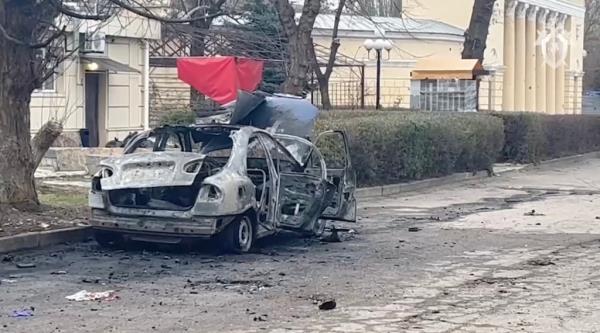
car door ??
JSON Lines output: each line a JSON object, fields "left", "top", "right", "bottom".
{"left": 260, "top": 135, "right": 328, "bottom": 229}
{"left": 315, "top": 130, "right": 357, "bottom": 222}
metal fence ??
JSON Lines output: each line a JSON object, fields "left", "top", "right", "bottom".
{"left": 410, "top": 79, "right": 478, "bottom": 112}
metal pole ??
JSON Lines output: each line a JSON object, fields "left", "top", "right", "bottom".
{"left": 143, "top": 39, "right": 150, "bottom": 130}
{"left": 360, "top": 65, "right": 365, "bottom": 109}
{"left": 376, "top": 50, "right": 381, "bottom": 110}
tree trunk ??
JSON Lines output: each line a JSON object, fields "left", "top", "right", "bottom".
{"left": 274, "top": 0, "right": 321, "bottom": 95}
{"left": 189, "top": 19, "right": 211, "bottom": 111}
{"left": 0, "top": 85, "right": 38, "bottom": 205}
{"left": 31, "top": 120, "right": 63, "bottom": 170}
{"left": 0, "top": 1, "right": 47, "bottom": 205}
{"left": 462, "top": 0, "right": 496, "bottom": 60}
{"left": 317, "top": 76, "right": 332, "bottom": 109}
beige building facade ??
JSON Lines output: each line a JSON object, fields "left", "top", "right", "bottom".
{"left": 315, "top": 0, "right": 586, "bottom": 113}
{"left": 31, "top": 12, "right": 160, "bottom": 146}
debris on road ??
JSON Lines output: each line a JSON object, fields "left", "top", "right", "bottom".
{"left": 11, "top": 309, "right": 34, "bottom": 318}
{"left": 253, "top": 315, "right": 268, "bottom": 321}
{"left": 318, "top": 299, "right": 337, "bottom": 310}
{"left": 66, "top": 290, "right": 119, "bottom": 302}
{"left": 524, "top": 209, "right": 545, "bottom": 216}
{"left": 15, "top": 262, "right": 36, "bottom": 269}
{"left": 1, "top": 279, "right": 17, "bottom": 284}
{"left": 50, "top": 270, "right": 67, "bottom": 275}
{"left": 408, "top": 227, "right": 422, "bottom": 232}
{"left": 527, "top": 258, "right": 556, "bottom": 266}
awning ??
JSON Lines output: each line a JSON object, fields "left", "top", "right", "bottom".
{"left": 411, "top": 58, "right": 484, "bottom": 80}
{"left": 177, "top": 57, "right": 264, "bottom": 105}
{"left": 81, "top": 55, "right": 140, "bottom": 73}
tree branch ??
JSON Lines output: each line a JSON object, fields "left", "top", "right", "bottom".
{"left": 108, "top": 0, "right": 224, "bottom": 23}
{"left": 49, "top": 0, "right": 113, "bottom": 20}
{"left": 30, "top": 25, "right": 67, "bottom": 49}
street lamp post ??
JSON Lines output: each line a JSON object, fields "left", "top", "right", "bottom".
{"left": 364, "top": 39, "right": 393, "bottom": 110}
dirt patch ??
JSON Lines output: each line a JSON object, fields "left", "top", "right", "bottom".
{"left": 0, "top": 185, "right": 88, "bottom": 237}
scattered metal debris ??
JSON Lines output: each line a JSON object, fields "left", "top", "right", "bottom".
{"left": 15, "top": 262, "right": 36, "bottom": 269}
{"left": 318, "top": 299, "right": 337, "bottom": 310}
{"left": 527, "top": 258, "right": 556, "bottom": 266}
{"left": 524, "top": 209, "right": 545, "bottom": 216}
{"left": 65, "top": 290, "right": 119, "bottom": 302}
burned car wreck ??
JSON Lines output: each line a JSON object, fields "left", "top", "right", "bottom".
{"left": 89, "top": 92, "right": 356, "bottom": 253}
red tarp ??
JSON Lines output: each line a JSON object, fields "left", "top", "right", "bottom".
{"left": 177, "top": 57, "right": 264, "bottom": 105}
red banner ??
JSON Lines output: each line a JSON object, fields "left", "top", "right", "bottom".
{"left": 177, "top": 57, "right": 264, "bottom": 105}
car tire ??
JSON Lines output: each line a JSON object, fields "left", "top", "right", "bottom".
{"left": 312, "top": 218, "right": 327, "bottom": 237}
{"left": 220, "top": 216, "right": 254, "bottom": 254}
{"left": 93, "top": 230, "right": 123, "bottom": 248}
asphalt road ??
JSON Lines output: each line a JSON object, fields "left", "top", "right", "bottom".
{"left": 2, "top": 157, "right": 600, "bottom": 332}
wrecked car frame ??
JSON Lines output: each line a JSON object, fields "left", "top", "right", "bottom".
{"left": 89, "top": 123, "right": 356, "bottom": 253}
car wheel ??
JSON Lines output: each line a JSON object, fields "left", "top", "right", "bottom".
{"left": 93, "top": 230, "right": 123, "bottom": 248}
{"left": 312, "top": 218, "right": 327, "bottom": 237}
{"left": 221, "top": 216, "right": 254, "bottom": 254}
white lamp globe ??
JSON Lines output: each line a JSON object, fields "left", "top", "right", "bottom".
{"left": 363, "top": 39, "right": 375, "bottom": 50}
{"left": 383, "top": 40, "right": 393, "bottom": 51}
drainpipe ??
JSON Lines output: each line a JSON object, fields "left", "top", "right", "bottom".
{"left": 143, "top": 39, "right": 150, "bottom": 130}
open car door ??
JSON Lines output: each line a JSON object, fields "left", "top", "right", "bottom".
{"left": 315, "top": 130, "right": 356, "bottom": 222}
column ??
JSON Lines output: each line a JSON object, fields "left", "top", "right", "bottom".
{"left": 536, "top": 9, "right": 548, "bottom": 113}
{"left": 502, "top": 0, "right": 518, "bottom": 111}
{"left": 546, "top": 12, "right": 558, "bottom": 114}
{"left": 525, "top": 6, "right": 538, "bottom": 111}
{"left": 515, "top": 3, "right": 529, "bottom": 111}
{"left": 556, "top": 14, "right": 568, "bottom": 114}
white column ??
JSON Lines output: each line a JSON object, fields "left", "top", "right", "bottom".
{"left": 515, "top": 3, "right": 529, "bottom": 111}
{"left": 503, "top": 0, "right": 518, "bottom": 111}
{"left": 546, "top": 12, "right": 558, "bottom": 114}
{"left": 556, "top": 14, "right": 568, "bottom": 114}
{"left": 535, "top": 9, "right": 548, "bottom": 113}
{"left": 525, "top": 6, "right": 538, "bottom": 111}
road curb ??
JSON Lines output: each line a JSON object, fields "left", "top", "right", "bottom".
{"left": 0, "top": 226, "right": 92, "bottom": 254}
{"left": 355, "top": 151, "right": 600, "bottom": 199}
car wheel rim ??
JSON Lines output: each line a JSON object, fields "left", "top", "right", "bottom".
{"left": 238, "top": 218, "right": 252, "bottom": 250}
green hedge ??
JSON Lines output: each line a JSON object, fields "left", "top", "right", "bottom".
{"left": 316, "top": 111, "right": 505, "bottom": 187}
{"left": 493, "top": 113, "right": 600, "bottom": 164}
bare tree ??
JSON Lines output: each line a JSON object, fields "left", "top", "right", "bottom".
{"left": 308, "top": 0, "right": 347, "bottom": 109}
{"left": 271, "top": 0, "right": 321, "bottom": 95}
{"left": 584, "top": 0, "right": 600, "bottom": 90}
{"left": 0, "top": 0, "right": 234, "bottom": 206}
{"left": 462, "top": 0, "right": 496, "bottom": 60}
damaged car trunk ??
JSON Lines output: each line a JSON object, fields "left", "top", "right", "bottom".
{"left": 89, "top": 92, "right": 356, "bottom": 253}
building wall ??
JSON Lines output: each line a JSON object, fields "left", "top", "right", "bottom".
{"left": 31, "top": 36, "right": 148, "bottom": 145}
{"left": 403, "top": 0, "right": 586, "bottom": 114}
{"left": 312, "top": 35, "right": 464, "bottom": 108}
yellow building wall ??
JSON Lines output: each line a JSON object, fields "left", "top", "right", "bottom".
{"left": 313, "top": 36, "right": 464, "bottom": 108}
{"left": 31, "top": 37, "right": 148, "bottom": 144}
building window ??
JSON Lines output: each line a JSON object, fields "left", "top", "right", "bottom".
{"left": 410, "top": 79, "right": 478, "bottom": 112}
{"left": 34, "top": 48, "right": 57, "bottom": 93}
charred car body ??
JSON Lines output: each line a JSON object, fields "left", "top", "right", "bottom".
{"left": 89, "top": 92, "right": 356, "bottom": 252}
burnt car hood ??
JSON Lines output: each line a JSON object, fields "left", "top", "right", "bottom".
{"left": 229, "top": 91, "right": 319, "bottom": 139}
{"left": 99, "top": 152, "right": 205, "bottom": 190}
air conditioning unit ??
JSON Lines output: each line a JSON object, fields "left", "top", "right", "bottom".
{"left": 83, "top": 32, "right": 106, "bottom": 53}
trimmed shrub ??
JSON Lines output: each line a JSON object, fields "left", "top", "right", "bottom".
{"left": 493, "top": 113, "right": 600, "bottom": 164}
{"left": 316, "top": 111, "right": 505, "bottom": 187}
{"left": 159, "top": 110, "right": 196, "bottom": 126}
